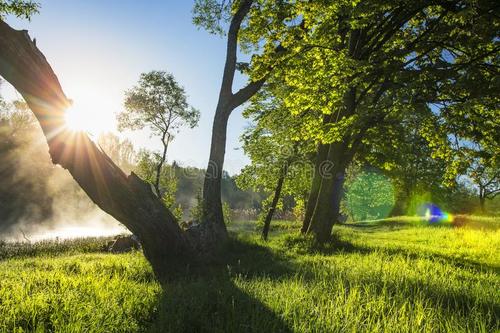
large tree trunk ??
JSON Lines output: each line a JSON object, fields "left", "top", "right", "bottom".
{"left": 201, "top": 0, "right": 264, "bottom": 235}
{"left": 301, "top": 143, "right": 330, "bottom": 233}
{"left": 305, "top": 87, "right": 357, "bottom": 242}
{"left": 0, "top": 19, "right": 195, "bottom": 280}
{"left": 307, "top": 142, "right": 349, "bottom": 242}
{"left": 261, "top": 164, "right": 288, "bottom": 241}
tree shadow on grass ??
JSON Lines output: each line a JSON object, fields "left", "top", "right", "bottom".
{"left": 144, "top": 231, "right": 498, "bottom": 332}
{"left": 279, "top": 235, "right": 499, "bottom": 330}
{"left": 284, "top": 231, "right": 499, "bottom": 274}
{"left": 344, "top": 218, "right": 500, "bottom": 232}
{"left": 343, "top": 220, "right": 411, "bottom": 232}
{"left": 145, "top": 236, "right": 295, "bottom": 333}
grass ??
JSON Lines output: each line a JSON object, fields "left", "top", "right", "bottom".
{"left": 0, "top": 216, "right": 499, "bottom": 332}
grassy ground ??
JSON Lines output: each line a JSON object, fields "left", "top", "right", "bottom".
{"left": 0, "top": 216, "right": 498, "bottom": 332}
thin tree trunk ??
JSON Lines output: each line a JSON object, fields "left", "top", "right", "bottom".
{"left": 261, "top": 164, "right": 288, "bottom": 240}
{"left": 301, "top": 143, "right": 330, "bottom": 233}
{"left": 479, "top": 188, "right": 486, "bottom": 213}
{"left": 201, "top": 0, "right": 265, "bottom": 237}
{"left": 200, "top": 107, "right": 230, "bottom": 239}
{"left": 0, "top": 19, "right": 195, "bottom": 279}
{"left": 154, "top": 131, "right": 170, "bottom": 198}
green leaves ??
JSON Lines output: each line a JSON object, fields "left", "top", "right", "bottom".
{"left": 118, "top": 71, "right": 200, "bottom": 136}
{"left": 0, "top": 0, "right": 39, "bottom": 20}
{"left": 192, "top": 0, "right": 233, "bottom": 36}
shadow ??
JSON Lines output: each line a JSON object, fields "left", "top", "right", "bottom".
{"left": 344, "top": 217, "right": 500, "bottom": 233}
{"left": 283, "top": 231, "right": 499, "bottom": 274}
{"left": 343, "top": 220, "right": 411, "bottom": 232}
{"left": 145, "top": 236, "right": 294, "bottom": 333}
{"left": 142, "top": 228, "right": 498, "bottom": 332}
{"left": 277, "top": 236, "right": 499, "bottom": 329}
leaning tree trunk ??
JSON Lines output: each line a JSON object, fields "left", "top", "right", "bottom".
{"left": 261, "top": 163, "right": 288, "bottom": 240}
{"left": 0, "top": 19, "right": 195, "bottom": 279}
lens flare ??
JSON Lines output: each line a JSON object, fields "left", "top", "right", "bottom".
{"left": 420, "top": 203, "right": 453, "bottom": 224}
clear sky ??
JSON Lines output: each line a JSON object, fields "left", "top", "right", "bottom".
{"left": 2, "top": 0, "right": 252, "bottom": 174}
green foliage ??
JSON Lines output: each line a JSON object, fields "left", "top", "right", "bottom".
{"left": 189, "top": 189, "right": 204, "bottom": 222}
{"left": 192, "top": 0, "right": 232, "bottom": 36}
{"left": 244, "top": 0, "right": 499, "bottom": 202}
{"left": 464, "top": 144, "right": 500, "bottom": 210}
{"left": 357, "top": 108, "right": 455, "bottom": 215}
{"left": 134, "top": 150, "right": 181, "bottom": 218}
{"left": 222, "top": 201, "right": 232, "bottom": 225}
{"left": 1, "top": 219, "right": 499, "bottom": 332}
{"left": 237, "top": 86, "right": 314, "bottom": 220}
{"left": 118, "top": 70, "right": 199, "bottom": 135}
{"left": 0, "top": 0, "right": 39, "bottom": 19}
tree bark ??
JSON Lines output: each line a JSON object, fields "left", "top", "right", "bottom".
{"left": 305, "top": 87, "right": 357, "bottom": 242}
{"left": 301, "top": 143, "right": 330, "bottom": 233}
{"left": 154, "top": 131, "right": 170, "bottom": 198}
{"left": 479, "top": 188, "right": 486, "bottom": 213}
{"left": 0, "top": 19, "right": 195, "bottom": 279}
{"left": 307, "top": 142, "right": 349, "bottom": 242}
{"left": 261, "top": 164, "right": 288, "bottom": 241}
{"left": 200, "top": 106, "right": 230, "bottom": 240}
{"left": 201, "top": 0, "right": 264, "bottom": 236}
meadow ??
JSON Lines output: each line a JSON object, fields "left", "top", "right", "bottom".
{"left": 0, "top": 216, "right": 498, "bottom": 333}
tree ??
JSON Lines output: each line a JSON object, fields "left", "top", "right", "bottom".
{"left": 344, "top": 167, "right": 395, "bottom": 221}
{"left": 0, "top": 20, "right": 203, "bottom": 278}
{"left": 466, "top": 147, "right": 499, "bottom": 213}
{"left": 237, "top": 86, "right": 313, "bottom": 240}
{"left": 117, "top": 71, "right": 199, "bottom": 199}
{"left": 266, "top": 0, "right": 499, "bottom": 242}
{"left": 357, "top": 106, "right": 452, "bottom": 216}
{"left": 134, "top": 149, "right": 183, "bottom": 220}
{"left": 192, "top": 0, "right": 295, "bottom": 239}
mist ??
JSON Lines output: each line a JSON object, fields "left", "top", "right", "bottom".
{"left": 0, "top": 104, "right": 126, "bottom": 242}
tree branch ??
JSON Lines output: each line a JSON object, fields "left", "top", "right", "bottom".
{"left": 229, "top": 77, "right": 266, "bottom": 110}
{"left": 219, "top": 0, "right": 254, "bottom": 100}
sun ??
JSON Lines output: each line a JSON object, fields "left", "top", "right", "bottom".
{"left": 62, "top": 98, "right": 116, "bottom": 135}
{"left": 64, "top": 104, "right": 91, "bottom": 132}
{"left": 64, "top": 102, "right": 112, "bottom": 134}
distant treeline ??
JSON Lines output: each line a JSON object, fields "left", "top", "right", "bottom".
{"left": 0, "top": 99, "right": 267, "bottom": 232}
{"left": 1, "top": 92, "right": 498, "bottom": 237}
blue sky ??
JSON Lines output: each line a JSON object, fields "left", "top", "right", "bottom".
{"left": 2, "top": 0, "right": 252, "bottom": 174}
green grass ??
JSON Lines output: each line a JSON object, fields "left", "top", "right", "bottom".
{"left": 0, "top": 217, "right": 499, "bottom": 332}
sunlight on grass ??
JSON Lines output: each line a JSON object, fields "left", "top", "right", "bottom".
{"left": 0, "top": 218, "right": 498, "bottom": 332}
